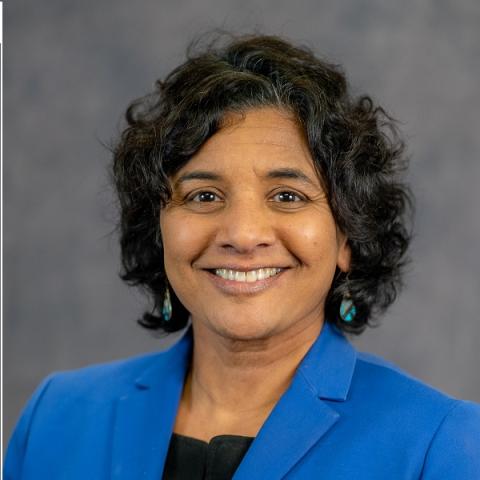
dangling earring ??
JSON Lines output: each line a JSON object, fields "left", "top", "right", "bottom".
{"left": 162, "top": 286, "right": 172, "bottom": 322}
{"left": 340, "top": 296, "right": 356, "bottom": 323}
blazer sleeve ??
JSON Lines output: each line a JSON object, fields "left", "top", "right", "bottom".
{"left": 3, "top": 375, "right": 55, "bottom": 480}
{"left": 421, "top": 400, "right": 480, "bottom": 479}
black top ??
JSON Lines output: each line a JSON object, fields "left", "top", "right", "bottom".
{"left": 162, "top": 433, "right": 255, "bottom": 480}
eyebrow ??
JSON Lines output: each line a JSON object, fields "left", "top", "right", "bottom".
{"left": 265, "top": 168, "right": 318, "bottom": 187}
{"left": 174, "top": 171, "right": 222, "bottom": 187}
{"left": 174, "top": 168, "right": 318, "bottom": 187}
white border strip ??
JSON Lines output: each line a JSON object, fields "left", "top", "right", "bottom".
{"left": 1, "top": 0, "right": 4, "bottom": 470}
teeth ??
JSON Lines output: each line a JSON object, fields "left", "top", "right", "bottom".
{"left": 235, "top": 271, "right": 246, "bottom": 282}
{"left": 214, "top": 267, "right": 282, "bottom": 282}
{"left": 245, "top": 271, "right": 256, "bottom": 282}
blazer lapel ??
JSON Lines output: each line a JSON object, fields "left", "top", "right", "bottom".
{"left": 110, "top": 329, "right": 193, "bottom": 480}
{"left": 232, "top": 372, "right": 340, "bottom": 480}
{"left": 234, "top": 323, "right": 357, "bottom": 480}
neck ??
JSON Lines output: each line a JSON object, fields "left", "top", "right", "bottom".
{"left": 179, "top": 317, "right": 323, "bottom": 436}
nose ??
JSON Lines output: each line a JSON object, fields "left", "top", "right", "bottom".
{"left": 215, "top": 193, "right": 277, "bottom": 254}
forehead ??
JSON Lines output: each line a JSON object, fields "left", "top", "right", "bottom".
{"left": 180, "top": 108, "right": 316, "bottom": 175}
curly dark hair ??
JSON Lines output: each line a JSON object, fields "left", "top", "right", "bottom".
{"left": 112, "top": 32, "right": 413, "bottom": 336}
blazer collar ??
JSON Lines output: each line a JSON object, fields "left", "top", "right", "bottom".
{"left": 297, "top": 321, "right": 356, "bottom": 401}
{"left": 111, "top": 322, "right": 357, "bottom": 480}
{"left": 134, "top": 328, "right": 193, "bottom": 390}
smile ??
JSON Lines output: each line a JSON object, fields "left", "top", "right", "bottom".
{"left": 214, "top": 268, "right": 283, "bottom": 283}
{"left": 204, "top": 266, "right": 288, "bottom": 295}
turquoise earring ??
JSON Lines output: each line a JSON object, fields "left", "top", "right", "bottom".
{"left": 162, "top": 287, "right": 172, "bottom": 322}
{"left": 340, "top": 297, "right": 356, "bottom": 323}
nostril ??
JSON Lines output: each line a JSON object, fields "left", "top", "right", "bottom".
{"left": 219, "top": 241, "right": 275, "bottom": 255}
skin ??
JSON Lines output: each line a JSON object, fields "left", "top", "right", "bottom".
{"left": 160, "top": 107, "right": 351, "bottom": 441}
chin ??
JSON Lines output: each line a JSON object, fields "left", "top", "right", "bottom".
{"left": 205, "top": 313, "right": 278, "bottom": 342}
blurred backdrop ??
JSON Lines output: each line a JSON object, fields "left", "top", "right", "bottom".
{"left": 5, "top": 0, "right": 480, "bottom": 446}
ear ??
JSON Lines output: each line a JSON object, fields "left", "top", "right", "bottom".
{"left": 336, "top": 232, "right": 351, "bottom": 273}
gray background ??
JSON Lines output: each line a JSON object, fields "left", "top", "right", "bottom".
{"left": 5, "top": 0, "right": 480, "bottom": 447}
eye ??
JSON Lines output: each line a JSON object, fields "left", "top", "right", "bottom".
{"left": 272, "top": 191, "right": 305, "bottom": 203}
{"left": 190, "top": 191, "right": 220, "bottom": 202}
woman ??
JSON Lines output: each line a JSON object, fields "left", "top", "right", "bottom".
{"left": 5, "top": 34, "right": 480, "bottom": 479}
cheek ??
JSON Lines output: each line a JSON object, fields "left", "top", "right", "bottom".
{"left": 160, "top": 214, "right": 184, "bottom": 265}
{"left": 285, "top": 216, "right": 339, "bottom": 264}
{"left": 160, "top": 213, "right": 211, "bottom": 268}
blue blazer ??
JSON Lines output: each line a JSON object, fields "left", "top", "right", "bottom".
{"left": 5, "top": 322, "right": 480, "bottom": 479}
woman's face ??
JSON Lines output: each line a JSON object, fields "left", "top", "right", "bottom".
{"left": 160, "top": 108, "right": 350, "bottom": 341}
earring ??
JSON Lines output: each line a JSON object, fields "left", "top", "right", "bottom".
{"left": 162, "top": 286, "right": 172, "bottom": 322}
{"left": 340, "top": 296, "right": 356, "bottom": 323}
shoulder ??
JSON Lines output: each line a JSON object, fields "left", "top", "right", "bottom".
{"left": 9, "top": 330, "right": 191, "bottom": 436}
{"left": 4, "top": 348, "right": 174, "bottom": 479}
{"left": 18, "top": 349, "right": 167, "bottom": 410}
{"left": 35, "top": 329, "right": 192, "bottom": 400}
{"left": 7, "top": 348, "right": 169, "bottom": 434}
{"left": 41, "top": 349, "right": 166, "bottom": 399}
{"left": 349, "top": 349, "right": 480, "bottom": 474}
{"left": 8, "top": 347, "right": 173, "bottom": 444}
{"left": 349, "top": 348, "right": 480, "bottom": 420}
{"left": 353, "top": 350, "right": 459, "bottom": 411}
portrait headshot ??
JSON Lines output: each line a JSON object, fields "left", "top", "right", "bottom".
{"left": 4, "top": 1, "right": 480, "bottom": 479}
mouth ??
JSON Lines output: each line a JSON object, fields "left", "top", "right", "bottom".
{"left": 203, "top": 266, "right": 289, "bottom": 295}
{"left": 210, "top": 267, "right": 284, "bottom": 282}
